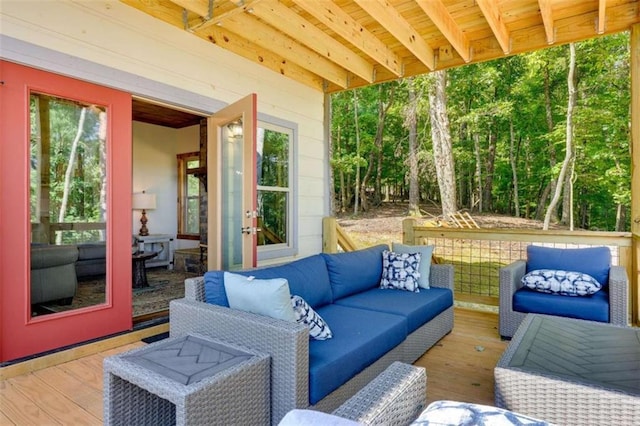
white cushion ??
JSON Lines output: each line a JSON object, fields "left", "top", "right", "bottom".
{"left": 291, "top": 295, "right": 333, "bottom": 340}
{"left": 278, "top": 409, "right": 360, "bottom": 426}
{"left": 392, "top": 243, "right": 434, "bottom": 289}
{"left": 223, "top": 272, "right": 296, "bottom": 321}
{"left": 521, "top": 269, "right": 602, "bottom": 296}
{"left": 380, "top": 250, "right": 421, "bottom": 292}
{"left": 412, "top": 400, "right": 551, "bottom": 425}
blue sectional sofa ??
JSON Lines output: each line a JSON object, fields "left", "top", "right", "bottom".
{"left": 170, "top": 244, "right": 455, "bottom": 424}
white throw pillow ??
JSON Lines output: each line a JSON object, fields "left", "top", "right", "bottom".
{"left": 223, "top": 272, "right": 296, "bottom": 321}
{"left": 521, "top": 269, "right": 602, "bottom": 297}
{"left": 392, "top": 243, "right": 434, "bottom": 289}
{"left": 412, "top": 400, "right": 551, "bottom": 425}
{"left": 291, "top": 295, "right": 332, "bottom": 340}
{"left": 380, "top": 250, "right": 421, "bottom": 292}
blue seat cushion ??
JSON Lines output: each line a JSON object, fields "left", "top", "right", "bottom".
{"left": 204, "top": 254, "right": 333, "bottom": 309}
{"left": 321, "top": 244, "right": 388, "bottom": 300}
{"left": 308, "top": 304, "right": 407, "bottom": 404}
{"left": 334, "top": 287, "right": 453, "bottom": 333}
{"left": 526, "top": 246, "right": 611, "bottom": 286}
{"left": 513, "top": 287, "right": 609, "bottom": 322}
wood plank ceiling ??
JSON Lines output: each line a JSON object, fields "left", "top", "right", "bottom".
{"left": 121, "top": 0, "right": 640, "bottom": 93}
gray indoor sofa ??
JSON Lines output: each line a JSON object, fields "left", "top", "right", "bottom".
{"left": 170, "top": 244, "right": 455, "bottom": 424}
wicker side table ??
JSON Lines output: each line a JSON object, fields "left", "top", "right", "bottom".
{"left": 104, "top": 334, "right": 270, "bottom": 425}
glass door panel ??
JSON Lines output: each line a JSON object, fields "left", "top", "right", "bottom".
{"left": 29, "top": 93, "right": 107, "bottom": 316}
{"left": 221, "top": 120, "right": 245, "bottom": 270}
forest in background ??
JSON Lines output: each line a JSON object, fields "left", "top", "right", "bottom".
{"left": 330, "top": 33, "right": 631, "bottom": 232}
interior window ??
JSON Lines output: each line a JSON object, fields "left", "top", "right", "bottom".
{"left": 177, "top": 152, "right": 201, "bottom": 239}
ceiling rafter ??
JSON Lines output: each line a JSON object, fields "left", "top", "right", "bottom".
{"left": 249, "top": 1, "right": 374, "bottom": 83}
{"left": 292, "top": 0, "right": 402, "bottom": 77}
{"left": 475, "top": 0, "right": 511, "bottom": 54}
{"left": 221, "top": 12, "right": 349, "bottom": 88}
{"left": 416, "top": 0, "right": 471, "bottom": 63}
{"left": 354, "top": 0, "right": 435, "bottom": 71}
{"left": 169, "top": 0, "right": 210, "bottom": 18}
{"left": 538, "top": 0, "right": 555, "bottom": 44}
{"left": 598, "top": 0, "right": 607, "bottom": 34}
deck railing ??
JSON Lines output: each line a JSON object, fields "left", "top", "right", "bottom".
{"left": 402, "top": 218, "right": 633, "bottom": 309}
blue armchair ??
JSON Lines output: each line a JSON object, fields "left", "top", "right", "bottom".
{"left": 499, "top": 245, "right": 629, "bottom": 338}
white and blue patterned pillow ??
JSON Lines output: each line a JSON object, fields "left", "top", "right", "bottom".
{"left": 380, "top": 250, "right": 421, "bottom": 292}
{"left": 522, "top": 269, "right": 602, "bottom": 296}
{"left": 412, "top": 400, "right": 551, "bottom": 425}
{"left": 291, "top": 295, "right": 333, "bottom": 340}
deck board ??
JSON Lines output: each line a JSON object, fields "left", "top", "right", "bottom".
{"left": 1, "top": 309, "right": 505, "bottom": 425}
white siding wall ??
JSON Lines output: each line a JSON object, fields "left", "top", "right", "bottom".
{"left": 1, "top": 0, "right": 328, "bottom": 259}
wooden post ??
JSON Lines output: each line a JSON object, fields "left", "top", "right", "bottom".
{"left": 322, "top": 217, "right": 338, "bottom": 253}
{"left": 631, "top": 24, "right": 640, "bottom": 325}
{"left": 403, "top": 218, "right": 416, "bottom": 245}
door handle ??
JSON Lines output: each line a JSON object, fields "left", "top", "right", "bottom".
{"left": 241, "top": 226, "right": 262, "bottom": 235}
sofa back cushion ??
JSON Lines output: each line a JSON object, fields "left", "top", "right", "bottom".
{"left": 526, "top": 245, "right": 611, "bottom": 286}
{"left": 203, "top": 254, "right": 333, "bottom": 309}
{"left": 321, "top": 244, "right": 388, "bottom": 300}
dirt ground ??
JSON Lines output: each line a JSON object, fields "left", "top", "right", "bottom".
{"left": 337, "top": 203, "right": 557, "bottom": 236}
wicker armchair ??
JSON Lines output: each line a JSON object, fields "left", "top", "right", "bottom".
{"left": 499, "top": 259, "right": 629, "bottom": 339}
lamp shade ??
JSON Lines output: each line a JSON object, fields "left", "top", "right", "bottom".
{"left": 132, "top": 192, "right": 156, "bottom": 210}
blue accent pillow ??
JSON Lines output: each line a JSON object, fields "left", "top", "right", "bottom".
{"left": 392, "top": 243, "right": 434, "bottom": 289}
{"left": 380, "top": 250, "right": 421, "bottom": 292}
{"left": 526, "top": 246, "right": 611, "bottom": 286}
{"left": 321, "top": 244, "right": 388, "bottom": 300}
{"left": 203, "top": 270, "right": 229, "bottom": 306}
{"left": 522, "top": 269, "right": 602, "bottom": 296}
{"left": 223, "top": 272, "right": 296, "bottom": 322}
{"left": 291, "top": 295, "right": 332, "bottom": 340}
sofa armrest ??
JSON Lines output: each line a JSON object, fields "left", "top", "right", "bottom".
{"left": 332, "top": 362, "right": 426, "bottom": 426}
{"left": 499, "top": 260, "right": 526, "bottom": 303}
{"left": 184, "top": 276, "right": 207, "bottom": 302}
{"left": 429, "top": 264, "right": 454, "bottom": 291}
{"left": 608, "top": 265, "right": 629, "bottom": 325}
{"left": 170, "top": 297, "right": 309, "bottom": 424}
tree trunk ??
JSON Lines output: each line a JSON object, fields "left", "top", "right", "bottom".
{"left": 541, "top": 59, "right": 559, "bottom": 222}
{"left": 483, "top": 128, "right": 497, "bottom": 211}
{"left": 56, "top": 107, "right": 87, "bottom": 245}
{"left": 473, "top": 132, "right": 482, "bottom": 212}
{"left": 406, "top": 78, "right": 421, "bottom": 216}
{"left": 544, "top": 43, "right": 577, "bottom": 230}
{"left": 509, "top": 119, "right": 520, "bottom": 217}
{"left": 353, "top": 90, "right": 361, "bottom": 215}
{"left": 429, "top": 70, "right": 457, "bottom": 217}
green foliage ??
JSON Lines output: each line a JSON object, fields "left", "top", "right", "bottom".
{"left": 330, "top": 33, "right": 631, "bottom": 231}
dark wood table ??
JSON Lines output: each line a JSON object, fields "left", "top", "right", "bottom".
{"left": 132, "top": 251, "right": 158, "bottom": 288}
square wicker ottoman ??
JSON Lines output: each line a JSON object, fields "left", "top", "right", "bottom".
{"left": 104, "top": 334, "right": 270, "bottom": 425}
{"left": 495, "top": 314, "right": 640, "bottom": 426}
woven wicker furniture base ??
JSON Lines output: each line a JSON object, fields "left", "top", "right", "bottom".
{"left": 104, "top": 334, "right": 270, "bottom": 425}
{"left": 495, "top": 314, "right": 640, "bottom": 426}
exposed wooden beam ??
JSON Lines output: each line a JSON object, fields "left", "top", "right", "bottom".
{"left": 475, "top": 0, "right": 511, "bottom": 54}
{"left": 416, "top": 0, "right": 471, "bottom": 63}
{"left": 598, "top": 0, "right": 607, "bottom": 34}
{"left": 538, "top": 0, "right": 555, "bottom": 44}
{"left": 221, "top": 12, "right": 349, "bottom": 87}
{"left": 169, "top": 0, "right": 210, "bottom": 18}
{"left": 250, "top": 0, "right": 374, "bottom": 83}
{"left": 187, "top": 0, "right": 263, "bottom": 32}
{"left": 354, "top": 0, "right": 435, "bottom": 70}
{"left": 293, "top": 0, "right": 402, "bottom": 77}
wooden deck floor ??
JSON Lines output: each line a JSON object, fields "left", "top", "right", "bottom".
{"left": 0, "top": 308, "right": 506, "bottom": 425}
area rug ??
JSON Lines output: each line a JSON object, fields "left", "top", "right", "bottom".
{"left": 35, "top": 269, "right": 200, "bottom": 318}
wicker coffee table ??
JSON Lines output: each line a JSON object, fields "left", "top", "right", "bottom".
{"left": 104, "top": 334, "right": 270, "bottom": 425}
{"left": 495, "top": 314, "right": 640, "bottom": 425}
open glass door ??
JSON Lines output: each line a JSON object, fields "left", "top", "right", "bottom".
{"left": 207, "top": 94, "right": 257, "bottom": 270}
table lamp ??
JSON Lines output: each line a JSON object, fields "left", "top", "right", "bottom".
{"left": 132, "top": 191, "right": 156, "bottom": 236}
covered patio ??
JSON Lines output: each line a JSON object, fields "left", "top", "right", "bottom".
{"left": 1, "top": 0, "right": 639, "bottom": 424}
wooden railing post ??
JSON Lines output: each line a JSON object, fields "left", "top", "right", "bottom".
{"left": 403, "top": 218, "right": 416, "bottom": 245}
{"left": 322, "top": 217, "right": 338, "bottom": 253}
